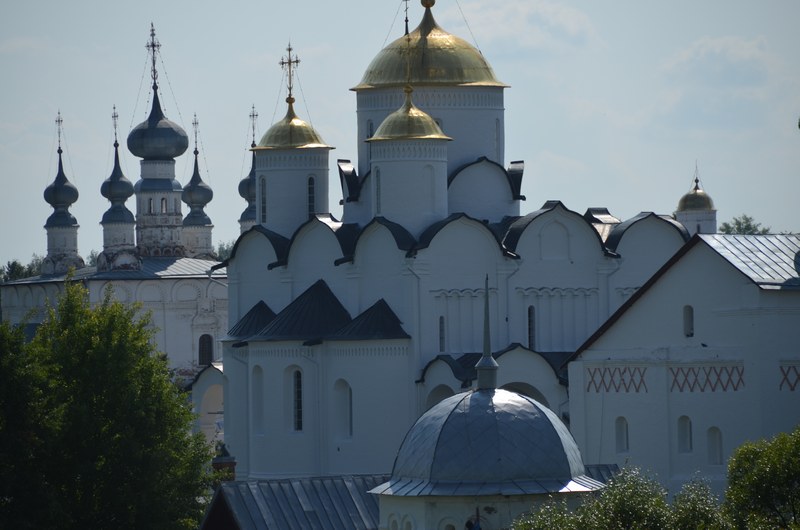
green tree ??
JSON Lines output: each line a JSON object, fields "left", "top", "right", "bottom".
{"left": 0, "top": 281, "right": 215, "bottom": 529}
{"left": 725, "top": 425, "right": 800, "bottom": 529}
{"left": 215, "top": 239, "right": 235, "bottom": 261}
{"left": 719, "top": 214, "right": 770, "bottom": 235}
{"left": 672, "top": 477, "right": 727, "bottom": 530}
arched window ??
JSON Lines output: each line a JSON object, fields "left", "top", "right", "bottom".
{"left": 334, "top": 379, "right": 353, "bottom": 438}
{"left": 293, "top": 370, "right": 303, "bottom": 431}
{"left": 307, "top": 176, "right": 315, "bottom": 218}
{"left": 375, "top": 168, "right": 382, "bottom": 215}
{"left": 148, "top": 198, "right": 154, "bottom": 214}
{"left": 527, "top": 305, "right": 536, "bottom": 350}
{"left": 683, "top": 305, "right": 694, "bottom": 337}
{"left": 259, "top": 177, "right": 267, "bottom": 223}
{"left": 678, "top": 415, "right": 693, "bottom": 453}
{"left": 438, "top": 316, "right": 445, "bottom": 353}
{"left": 252, "top": 366, "right": 264, "bottom": 434}
{"left": 615, "top": 416, "right": 629, "bottom": 453}
{"left": 198, "top": 334, "right": 213, "bottom": 366}
{"left": 707, "top": 427, "right": 723, "bottom": 465}
{"left": 160, "top": 197, "right": 167, "bottom": 213}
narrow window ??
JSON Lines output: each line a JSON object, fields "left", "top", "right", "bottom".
{"left": 334, "top": 380, "right": 353, "bottom": 438}
{"left": 252, "top": 366, "right": 264, "bottom": 434}
{"left": 307, "top": 176, "right": 315, "bottom": 218}
{"left": 683, "top": 305, "right": 694, "bottom": 337}
{"left": 367, "top": 120, "right": 373, "bottom": 161}
{"left": 375, "top": 168, "right": 382, "bottom": 215}
{"left": 198, "top": 334, "right": 213, "bottom": 366}
{"left": 174, "top": 198, "right": 180, "bottom": 213}
{"left": 259, "top": 177, "right": 267, "bottom": 223}
{"left": 148, "top": 198, "right": 154, "bottom": 214}
{"left": 293, "top": 370, "right": 303, "bottom": 431}
{"left": 678, "top": 415, "right": 693, "bottom": 453}
{"left": 438, "top": 316, "right": 445, "bottom": 352}
{"left": 615, "top": 416, "right": 629, "bottom": 453}
{"left": 527, "top": 305, "right": 536, "bottom": 350}
{"left": 160, "top": 197, "right": 167, "bottom": 213}
{"left": 707, "top": 427, "right": 723, "bottom": 465}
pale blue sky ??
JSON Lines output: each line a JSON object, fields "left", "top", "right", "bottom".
{"left": 1, "top": 0, "right": 798, "bottom": 266}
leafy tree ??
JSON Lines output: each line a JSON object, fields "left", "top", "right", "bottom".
{"left": 215, "top": 240, "right": 235, "bottom": 261}
{"left": 719, "top": 214, "right": 770, "bottom": 235}
{"left": 0, "top": 254, "right": 43, "bottom": 282}
{"left": 725, "top": 425, "right": 800, "bottom": 529}
{"left": 87, "top": 249, "right": 99, "bottom": 266}
{"left": 672, "top": 477, "right": 727, "bottom": 530}
{"left": 0, "top": 281, "right": 215, "bottom": 529}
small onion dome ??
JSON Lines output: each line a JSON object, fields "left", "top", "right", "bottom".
{"left": 353, "top": 0, "right": 505, "bottom": 91}
{"left": 100, "top": 141, "right": 135, "bottom": 224}
{"left": 383, "top": 388, "right": 597, "bottom": 496}
{"left": 127, "top": 87, "right": 189, "bottom": 160}
{"left": 368, "top": 86, "right": 451, "bottom": 142}
{"left": 677, "top": 177, "right": 715, "bottom": 212}
{"left": 238, "top": 147, "right": 257, "bottom": 222}
{"left": 254, "top": 97, "right": 330, "bottom": 150}
{"left": 43, "top": 147, "right": 79, "bottom": 227}
{"left": 182, "top": 148, "right": 213, "bottom": 226}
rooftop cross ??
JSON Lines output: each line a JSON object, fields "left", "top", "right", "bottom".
{"left": 146, "top": 23, "right": 161, "bottom": 88}
{"left": 192, "top": 113, "right": 199, "bottom": 153}
{"left": 279, "top": 43, "right": 300, "bottom": 103}
{"left": 112, "top": 105, "right": 119, "bottom": 144}
{"left": 55, "top": 110, "right": 63, "bottom": 153}
{"left": 403, "top": 0, "right": 410, "bottom": 35}
{"left": 249, "top": 104, "right": 259, "bottom": 148}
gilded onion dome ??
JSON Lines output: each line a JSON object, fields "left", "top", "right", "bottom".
{"left": 254, "top": 97, "right": 330, "bottom": 150}
{"left": 100, "top": 139, "right": 135, "bottom": 224}
{"left": 354, "top": 0, "right": 505, "bottom": 90}
{"left": 677, "top": 177, "right": 715, "bottom": 212}
{"left": 182, "top": 147, "right": 213, "bottom": 226}
{"left": 43, "top": 146, "right": 79, "bottom": 228}
{"left": 368, "top": 86, "right": 451, "bottom": 142}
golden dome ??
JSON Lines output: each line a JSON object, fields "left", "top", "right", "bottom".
{"left": 254, "top": 98, "right": 330, "bottom": 150}
{"left": 677, "top": 178, "right": 715, "bottom": 211}
{"left": 368, "top": 86, "right": 451, "bottom": 142}
{"left": 353, "top": 0, "right": 505, "bottom": 90}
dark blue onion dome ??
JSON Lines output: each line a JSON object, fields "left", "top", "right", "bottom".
{"left": 100, "top": 140, "right": 135, "bottom": 224}
{"left": 182, "top": 147, "right": 213, "bottom": 226}
{"left": 43, "top": 146, "right": 79, "bottom": 227}
{"left": 127, "top": 86, "right": 189, "bottom": 160}
{"left": 238, "top": 143, "right": 257, "bottom": 223}
{"left": 383, "top": 388, "right": 596, "bottom": 496}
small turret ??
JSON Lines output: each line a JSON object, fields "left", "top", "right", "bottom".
{"left": 238, "top": 106, "right": 258, "bottom": 233}
{"left": 182, "top": 114, "right": 214, "bottom": 258}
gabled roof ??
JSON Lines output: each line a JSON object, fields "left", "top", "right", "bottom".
{"left": 565, "top": 233, "right": 800, "bottom": 368}
{"left": 200, "top": 474, "right": 390, "bottom": 530}
{"left": 329, "top": 299, "right": 410, "bottom": 341}
{"left": 226, "top": 301, "right": 276, "bottom": 340}
{"left": 249, "top": 280, "right": 351, "bottom": 343}
{"left": 604, "top": 212, "right": 689, "bottom": 252}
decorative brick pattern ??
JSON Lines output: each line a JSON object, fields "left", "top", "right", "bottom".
{"left": 779, "top": 364, "right": 800, "bottom": 391}
{"left": 586, "top": 366, "right": 648, "bottom": 393}
{"left": 669, "top": 365, "right": 744, "bottom": 392}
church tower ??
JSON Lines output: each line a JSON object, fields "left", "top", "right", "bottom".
{"left": 127, "top": 24, "right": 189, "bottom": 257}
{"left": 182, "top": 115, "right": 215, "bottom": 259}
{"left": 675, "top": 165, "right": 716, "bottom": 236}
{"left": 41, "top": 112, "right": 85, "bottom": 275}
{"left": 367, "top": 85, "right": 450, "bottom": 237}
{"left": 237, "top": 106, "right": 258, "bottom": 234}
{"left": 252, "top": 44, "right": 333, "bottom": 239}
{"left": 98, "top": 106, "right": 138, "bottom": 271}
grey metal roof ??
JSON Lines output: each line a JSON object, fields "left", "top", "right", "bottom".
{"left": 374, "top": 388, "right": 601, "bottom": 497}
{"left": 2, "top": 257, "right": 225, "bottom": 285}
{"left": 329, "top": 299, "right": 410, "bottom": 341}
{"left": 200, "top": 475, "right": 390, "bottom": 530}
{"left": 227, "top": 301, "right": 276, "bottom": 339}
{"left": 701, "top": 234, "right": 800, "bottom": 290}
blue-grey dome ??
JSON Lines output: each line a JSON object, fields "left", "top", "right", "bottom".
{"left": 43, "top": 147, "right": 79, "bottom": 228}
{"left": 182, "top": 148, "right": 213, "bottom": 226}
{"left": 127, "top": 87, "right": 188, "bottom": 160}
{"left": 383, "top": 388, "right": 593, "bottom": 496}
{"left": 100, "top": 141, "right": 135, "bottom": 224}
{"left": 238, "top": 148, "right": 256, "bottom": 223}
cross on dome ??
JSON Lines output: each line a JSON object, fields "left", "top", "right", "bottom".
{"left": 279, "top": 43, "right": 300, "bottom": 103}
{"left": 146, "top": 23, "right": 161, "bottom": 89}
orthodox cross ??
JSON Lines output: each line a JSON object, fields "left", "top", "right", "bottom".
{"left": 249, "top": 104, "right": 258, "bottom": 147}
{"left": 279, "top": 43, "right": 300, "bottom": 101}
{"left": 192, "top": 113, "right": 199, "bottom": 151}
{"left": 146, "top": 23, "right": 161, "bottom": 87}
{"left": 55, "top": 111, "right": 63, "bottom": 152}
{"left": 112, "top": 105, "right": 119, "bottom": 143}
{"left": 404, "top": 0, "right": 410, "bottom": 34}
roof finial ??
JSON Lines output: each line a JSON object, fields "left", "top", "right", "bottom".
{"left": 403, "top": 0, "right": 410, "bottom": 35}
{"left": 146, "top": 22, "right": 161, "bottom": 89}
{"left": 55, "top": 110, "right": 63, "bottom": 154}
{"left": 249, "top": 104, "right": 258, "bottom": 148}
{"left": 192, "top": 113, "right": 199, "bottom": 156}
{"left": 279, "top": 42, "right": 300, "bottom": 104}
{"left": 112, "top": 105, "right": 119, "bottom": 145}
{"left": 475, "top": 274, "right": 498, "bottom": 390}
{"left": 693, "top": 160, "right": 700, "bottom": 191}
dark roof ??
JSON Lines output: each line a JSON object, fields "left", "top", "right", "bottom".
{"left": 329, "top": 299, "right": 410, "bottom": 340}
{"left": 227, "top": 301, "right": 276, "bottom": 339}
{"left": 224, "top": 224, "right": 291, "bottom": 268}
{"left": 351, "top": 217, "right": 416, "bottom": 256}
{"left": 565, "top": 234, "right": 800, "bottom": 368}
{"left": 604, "top": 212, "right": 689, "bottom": 252}
{"left": 337, "top": 159, "right": 363, "bottom": 203}
{"left": 448, "top": 156, "right": 526, "bottom": 200}
{"left": 2, "top": 257, "right": 225, "bottom": 286}
{"left": 200, "top": 474, "right": 390, "bottom": 530}
{"left": 412, "top": 213, "right": 515, "bottom": 258}
{"left": 250, "top": 280, "right": 351, "bottom": 342}
{"left": 284, "top": 215, "right": 361, "bottom": 268}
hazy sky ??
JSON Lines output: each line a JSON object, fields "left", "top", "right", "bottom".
{"left": 1, "top": 0, "right": 798, "bottom": 267}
